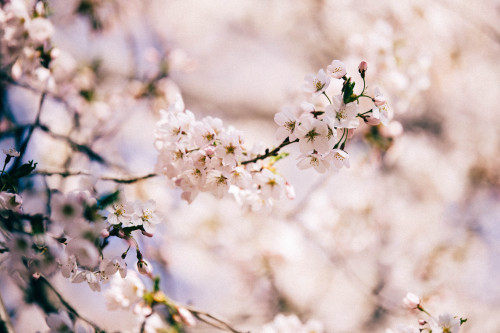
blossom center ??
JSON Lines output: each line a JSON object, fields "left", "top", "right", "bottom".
{"left": 305, "top": 129, "right": 320, "bottom": 142}
{"left": 314, "top": 79, "right": 324, "bottom": 92}
{"left": 336, "top": 108, "right": 347, "bottom": 120}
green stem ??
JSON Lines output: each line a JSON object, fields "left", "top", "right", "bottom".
{"left": 334, "top": 129, "right": 347, "bottom": 149}
{"left": 322, "top": 91, "right": 332, "bottom": 104}
{"left": 417, "top": 305, "right": 432, "bottom": 317}
{"left": 0, "top": 160, "right": 7, "bottom": 176}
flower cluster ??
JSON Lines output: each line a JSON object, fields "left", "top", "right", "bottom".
{"left": 154, "top": 94, "right": 293, "bottom": 209}
{"left": 0, "top": 147, "right": 163, "bottom": 293}
{"left": 0, "top": 0, "right": 56, "bottom": 87}
{"left": 275, "top": 59, "right": 392, "bottom": 173}
{"left": 50, "top": 191, "right": 162, "bottom": 291}
{"left": 386, "top": 292, "right": 466, "bottom": 333}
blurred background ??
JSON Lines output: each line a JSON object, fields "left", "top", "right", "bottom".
{"left": 2, "top": 0, "right": 500, "bottom": 332}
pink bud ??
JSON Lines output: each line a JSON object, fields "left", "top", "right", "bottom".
{"left": 418, "top": 319, "right": 427, "bottom": 326}
{"left": 141, "top": 230, "right": 153, "bottom": 238}
{"left": 100, "top": 229, "right": 110, "bottom": 238}
{"left": 358, "top": 61, "right": 368, "bottom": 73}
{"left": 137, "top": 260, "right": 153, "bottom": 276}
{"left": 118, "top": 230, "right": 125, "bottom": 238}
{"left": 50, "top": 47, "right": 60, "bottom": 60}
{"left": 365, "top": 115, "right": 381, "bottom": 126}
{"left": 347, "top": 128, "right": 356, "bottom": 139}
{"left": 35, "top": 1, "right": 45, "bottom": 15}
{"left": 403, "top": 292, "right": 421, "bottom": 309}
{"left": 205, "top": 146, "right": 216, "bottom": 156}
{"left": 373, "top": 96, "right": 386, "bottom": 107}
{"left": 285, "top": 182, "right": 295, "bottom": 200}
{"left": 177, "top": 307, "right": 196, "bottom": 327}
{"left": 11, "top": 61, "right": 22, "bottom": 80}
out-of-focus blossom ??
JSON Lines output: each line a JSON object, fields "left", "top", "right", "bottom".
{"left": 65, "top": 238, "right": 99, "bottom": 268}
{"left": 45, "top": 311, "right": 73, "bottom": 333}
{"left": 261, "top": 314, "right": 324, "bottom": 333}
{"left": 429, "top": 313, "right": 461, "bottom": 333}
{"left": 403, "top": 292, "right": 421, "bottom": 309}
{"left": 105, "top": 271, "right": 145, "bottom": 310}
{"left": 50, "top": 193, "right": 85, "bottom": 225}
{"left": 26, "top": 17, "right": 54, "bottom": 45}
{"left": 175, "top": 307, "right": 196, "bottom": 327}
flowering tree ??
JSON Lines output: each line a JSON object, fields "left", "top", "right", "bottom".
{"left": 2, "top": 0, "right": 499, "bottom": 332}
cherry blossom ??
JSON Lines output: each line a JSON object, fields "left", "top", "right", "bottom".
{"left": 303, "top": 68, "right": 331, "bottom": 96}
{"left": 327, "top": 59, "right": 347, "bottom": 79}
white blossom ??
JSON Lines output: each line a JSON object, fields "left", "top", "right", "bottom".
{"left": 294, "top": 114, "right": 334, "bottom": 154}
{"left": 430, "top": 313, "right": 461, "bottom": 333}
{"left": 261, "top": 314, "right": 324, "bottom": 333}
{"left": 303, "top": 69, "right": 331, "bottom": 96}
{"left": 105, "top": 271, "right": 145, "bottom": 310}
{"left": 324, "top": 95, "right": 360, "bottom": 129}
{"left": 326, "top": 59, "right": 347, "bottom": 79}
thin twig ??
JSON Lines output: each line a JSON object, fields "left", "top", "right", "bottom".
{"left": 18, "top": 92, "right": 45, "bottom": 159}
{"left": 39, "top": 276, "right": 105, "bottom": 333}
{"left": 185, "top": 306, "right": 249, "bottom": 333}
{"left": 32, "top": 169, "right": 158, "bottom": 183}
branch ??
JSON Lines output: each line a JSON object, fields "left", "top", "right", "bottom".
{"left": 38, "top": 276, "right": 105, "bottom": 333}
{"left": 31, "top": 169, "right": 158, "bottom": 183}
{"left": 185, "top": 306, "right": 249, "bottom": 333}
{"left": 241, "top": 138, "right": 298, "bottom": 165}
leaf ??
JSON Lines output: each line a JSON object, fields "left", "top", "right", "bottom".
{"left": 11, "top": 160, "right": 38, "bottom": 179}
{"left": 342, "top": 78, "right": 356, "bottom": 104}
{"left": 96, "top": 190, "right": 120, "bottom": 209}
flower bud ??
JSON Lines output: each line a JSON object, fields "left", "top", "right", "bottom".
{"left": 50, "top": 47, "right": 61, "bottom": 60}
{"left": 365, "top": 115, "right": 381, "bottom": 126}
{"left": 358, "top": 61, "right": 368, "bottom": 73}
{"left": 100, "top": 229, "right": 110, "bottom": 238}
{"left": 285, "top": 182, "right": 296, "bottom": 200}
{"left": 137, "top": 259, "right": 152, "bottom": 276}
{"left": 373, "top": 96, "right": 386, "bottom": 107}
{"left": 35, "top": 1, "right": 45, "bottom": 16}
{"left": 418, "top": 319, "right": 427, "bottom": 326}
{"left": 403, "top": 292, "right": 421, "bottom": 309}
{"left": 176, "top": 307, "right": 196, "bottom": 327}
